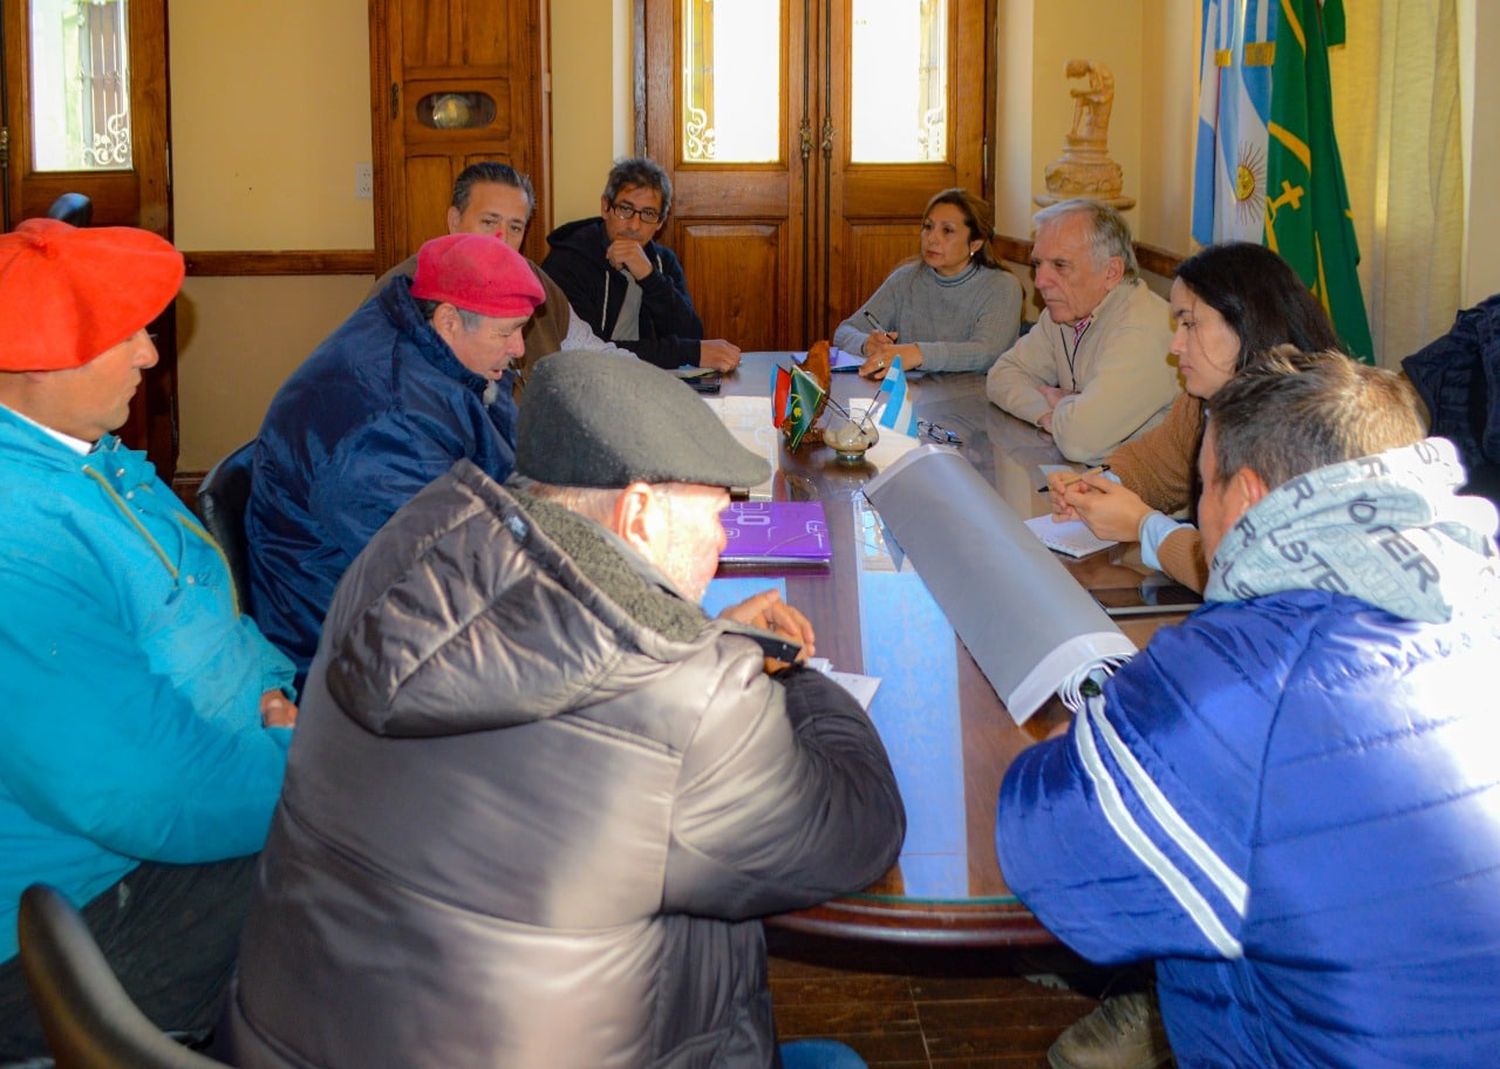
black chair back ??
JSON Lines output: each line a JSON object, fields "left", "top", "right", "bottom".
{"left": 196, "top": 441, "right": 256, "bottom": 605}
{"left": 45, "top": 193, "right": 94, "bottom": 227}
{"left": 17, "top": 884, "right": 229, "bottom": 1069}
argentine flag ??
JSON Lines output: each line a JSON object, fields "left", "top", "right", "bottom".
{"left": 1192, "top": 0, "right": 1278, "bottom": 246}
{"left": 875, "top": 357, "right": 919, "bottom": 438}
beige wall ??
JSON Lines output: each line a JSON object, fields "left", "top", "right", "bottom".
{"left": 548, "top": 0, "right": 633, "bottom": 226}
{"left": 170, "top": 0, "right": 373, "bottom": 471}
{"left": 170, "top": 0, "right": 372, "bottom": 249}
{"left": 992, "top": 0, "right": 1197, "bottom": 252}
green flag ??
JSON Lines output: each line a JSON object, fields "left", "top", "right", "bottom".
{"left": 783, "top": 366, "right": 825, "bottom": 450}
{"left": 1265, "top": 0, "right": 1373, "bottom": 362}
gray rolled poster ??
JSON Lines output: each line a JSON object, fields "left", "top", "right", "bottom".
{"left": 863, "top": 445, "right": 1135, "bottom": 723}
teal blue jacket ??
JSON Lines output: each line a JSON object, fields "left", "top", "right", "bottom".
{"left": 0, "top": 408, "right": 294, "bottom": 961}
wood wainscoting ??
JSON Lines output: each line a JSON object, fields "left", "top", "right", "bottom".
{"left": 183, "top": 250, "right": 377, "bottom": 276}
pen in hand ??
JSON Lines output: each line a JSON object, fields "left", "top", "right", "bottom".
{"left": 862, "top": 309, "right": 889, "bottom": 335}
{"left": 1038, "top": 464, "right": 1111, "bottom": 493}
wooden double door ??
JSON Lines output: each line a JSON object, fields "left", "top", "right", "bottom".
{"left": 642, "top": 0, "right": 993, "bottom": 351}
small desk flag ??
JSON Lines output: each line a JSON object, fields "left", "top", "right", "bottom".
{"left": 875, "top": 358, "right": 919, "bottom": 438}
{"left": 783, "top": 366, "right": 825, "bottom": 449}
{"left": 770, "top": 364, "right": 791, "bottom": 428}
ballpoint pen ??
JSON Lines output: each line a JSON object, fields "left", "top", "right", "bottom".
{"left": 862, "top": 309, "right": 889, "bottom": 335}
{"left": 1038, "top": 464, "right": 1110, "bottom": 493}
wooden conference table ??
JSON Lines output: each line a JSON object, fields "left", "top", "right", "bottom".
{"left": 710, "top": 353, "right": 1180, "bottom": 949}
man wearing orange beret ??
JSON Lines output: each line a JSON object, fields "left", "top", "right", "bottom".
{"left": 245, "top": 232, "right": 545, "bottom": 687}
{"left": 0, "top": 219, "right": 298, "bottom": 1060}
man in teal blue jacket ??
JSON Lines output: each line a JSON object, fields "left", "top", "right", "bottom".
{"left": 0, "top": 219, "right": 297, "bottom": 1060}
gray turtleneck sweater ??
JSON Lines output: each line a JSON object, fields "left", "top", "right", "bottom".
{"left": 832, "top": 261, "right": 1023, "bottom": 373}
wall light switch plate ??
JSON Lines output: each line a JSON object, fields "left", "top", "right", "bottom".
{"left": 355, "top": 163, "right": 373, "bottom": 199}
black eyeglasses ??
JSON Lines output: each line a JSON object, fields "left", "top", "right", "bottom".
{"left": 608, "top": 201, "right": 663, "bottom": 225}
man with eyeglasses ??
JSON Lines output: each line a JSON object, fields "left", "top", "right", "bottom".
{"left": 544, "top": 156, "right": 742, "bottom": 372}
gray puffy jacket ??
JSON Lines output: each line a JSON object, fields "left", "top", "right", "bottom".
{"left": 226, "top": 461, "right": 905, "bottom": 1068}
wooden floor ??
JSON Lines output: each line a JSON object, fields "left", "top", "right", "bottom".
{"left": 767, "top": 930, "right": 1103, "bottom": 1069}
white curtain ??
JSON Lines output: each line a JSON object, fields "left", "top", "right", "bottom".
{"left": 1330, "top": 0, "right": 1464, "bottom": 368}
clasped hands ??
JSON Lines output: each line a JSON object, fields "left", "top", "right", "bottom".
{"left": 1036, "top": 384, "right": 1076, "bottom": 433}
{"left": 1047, "top": 471, "right": 1153, "bottom": 544}
{"left": 260, "top": 689, "right": 299, "bottom": 728}
{"left": 718, "top": 588, "right": 815, "bottom": 674}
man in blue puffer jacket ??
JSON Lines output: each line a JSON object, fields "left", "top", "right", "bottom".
{"left": 246, "top": 233, "right": 544, "bottom": 686}
{"left": 998, "top": 348, "right": 1500, "bottom": 1068}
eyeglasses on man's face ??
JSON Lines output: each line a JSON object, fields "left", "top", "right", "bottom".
{"left": 608, "top": 201, "right": 663, "bottom": 225}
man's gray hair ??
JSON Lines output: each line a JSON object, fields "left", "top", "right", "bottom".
{"left": 1033, "top": 199, "right": 1139, "bottom": 280}
{"left": 515, "top": 477, "right": 625, "bottom": 527}
{"left": 603, "top": 157, "right": 673, "bottom": 217}
{"left": 413, "top": 298, "right": 485, "bottom": 331}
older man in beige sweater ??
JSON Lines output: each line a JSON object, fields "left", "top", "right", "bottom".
{"left": 987, "top": 200, "right": 1178, "bottom": 464}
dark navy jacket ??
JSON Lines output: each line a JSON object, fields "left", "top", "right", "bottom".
{"left": 1402, "top": 294, "right": 1500, "bottom": 504}
{"left": 541, "top": 216, "right": 704, "bottom": 369}
{"left": 245, "top": 277, "right": 518, "bottom": 686}
{"left": 999, "top": 590, "right": 1500, "bottom": 1068}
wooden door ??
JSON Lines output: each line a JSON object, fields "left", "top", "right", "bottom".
{"left": 369, "top": 0, "right": 548, "bottom": 271}
{"left": 2, "top": 0, "right": 176, "bottom": 475}
{"left": 643, "top": 0, "right": 809, "bottom": 351}
{"left": 644, "top": 0, "right": 992, "bottom": 350}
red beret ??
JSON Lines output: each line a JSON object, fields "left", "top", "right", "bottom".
{"left": 410, "top": 233, "right": 544, "bottom": 318}
{"left": 0, "top": 219, "right": 184, "bottom": 372}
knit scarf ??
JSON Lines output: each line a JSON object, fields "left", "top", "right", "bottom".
{"left": 1204, "top": 436, "right": 1500, "bottom": 623}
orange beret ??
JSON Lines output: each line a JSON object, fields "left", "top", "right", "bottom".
{"left": 0, "top": 219, "right": 184, "bottom": 372}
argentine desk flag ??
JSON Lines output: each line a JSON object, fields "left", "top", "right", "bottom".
{"left": 875, "top": 358, "right": 919, "bottom": 438}
{"left": 1192, "top": 0, "right": 1277, "bottom": 245}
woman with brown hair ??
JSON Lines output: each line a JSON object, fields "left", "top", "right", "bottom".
{"left": 833, "top": 188, "right": 1023, "bottom": 379}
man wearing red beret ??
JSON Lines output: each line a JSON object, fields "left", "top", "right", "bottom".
{"left": 245, "top": 232, "right": 544, "bottom": 687}
{"left": 0, "top": 219, "right": 299, "bottom": 1060}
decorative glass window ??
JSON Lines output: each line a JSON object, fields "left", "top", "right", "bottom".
{"left": 30, "top": 0, "right": 132, "bottom": 171}
{"left": 416, "top": 91, "right": 497, "bottom": 130}
{"left": 850, "top": 0, "right": 948, "bottom": 163}
{"left": 681, "top": 0, "right": 781, "bottom": 163}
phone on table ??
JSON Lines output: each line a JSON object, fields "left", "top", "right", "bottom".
{"left": 684, "top": 371, "right": 722, "bottom": 394}
{"left": 1092, "top": 579, "right": 1202, "bottom": 617}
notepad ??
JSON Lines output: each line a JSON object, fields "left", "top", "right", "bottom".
{"left": 1023, "top": 514, "right": 1118, "bottom": 558}
{"left": 719, "top": 501, "right": 832, "bottom": 564}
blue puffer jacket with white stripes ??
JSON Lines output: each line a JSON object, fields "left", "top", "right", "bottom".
{"left": 998, "top": 587, "right": 1500, "bottom": 1068}
{"left": 1001, "top": 438, "right": 1500, "bottom": 1067}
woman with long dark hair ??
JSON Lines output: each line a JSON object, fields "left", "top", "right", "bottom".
{"left": 833, "top": 188, "right": 1023, "bottom": 378}
{"left": 1050, "top": 242, "right": 1340, "bottom": 589}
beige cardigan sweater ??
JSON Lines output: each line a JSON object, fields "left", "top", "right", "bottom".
{"left": 986, "top": 278, "right": 1178, "bottom": 464}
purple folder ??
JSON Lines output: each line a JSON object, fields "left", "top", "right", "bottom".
{"left": 719, "top": 501, "right": 832, "bottom": 564}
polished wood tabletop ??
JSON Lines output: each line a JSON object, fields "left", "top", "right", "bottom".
{"left": 708, "top": 353, "right": 1180, "bottom": 948}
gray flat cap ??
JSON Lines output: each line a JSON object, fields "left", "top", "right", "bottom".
{"left": 516, "top": 352, "right": 771, "bottom": 489}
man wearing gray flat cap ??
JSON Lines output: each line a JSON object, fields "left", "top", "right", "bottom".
{"left": 227, "top": 353, "right": 906, "bottom": 1069}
